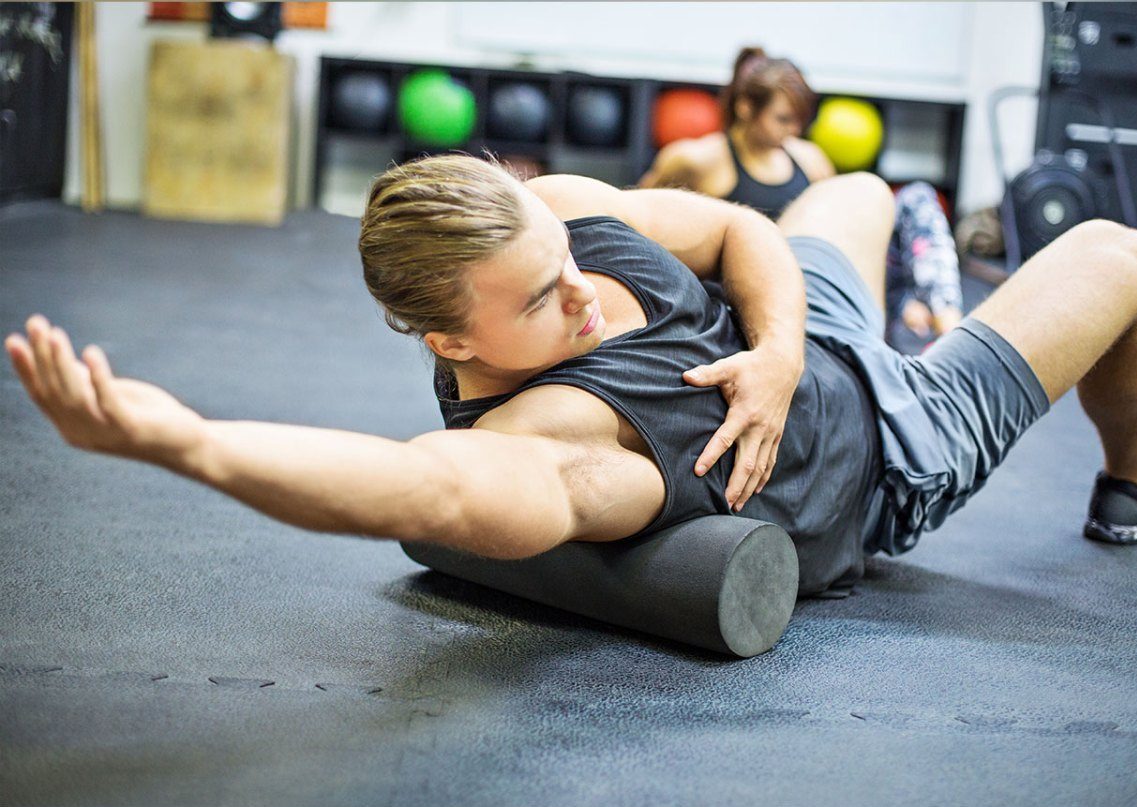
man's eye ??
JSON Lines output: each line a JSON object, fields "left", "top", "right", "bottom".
{"left": 532, "top": 292, "right": 551, "bottom": 311}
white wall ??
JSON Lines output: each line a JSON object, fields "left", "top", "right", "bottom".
{"left": 66, "top": 1, "right": 1044, "bottom": 216}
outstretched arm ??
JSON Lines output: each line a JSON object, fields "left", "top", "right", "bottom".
{"left": 5, "top": 316, "right": 659, "bottom": 559}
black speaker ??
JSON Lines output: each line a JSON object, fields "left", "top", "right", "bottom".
{"left": 209, "top": 2, "right": 284, "bottom": 43}
{"left": 989, "top": 84, "right": 1125, "bottom": 270}
{"left": 1037, "top": 3, "right": 1137, "bottom": 226}
{"left": 1008, "top": 150, "right": 1103, "bottom": 259}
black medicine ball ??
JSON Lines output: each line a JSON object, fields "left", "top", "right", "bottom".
{"left": 488, "top": 83, "right": 551, "bottom": 143}
{"left": 567, "top": 86, "right": 625, "bottom": 147}
{"left": 330, "top": 72, "right": 392, "bottom": 132}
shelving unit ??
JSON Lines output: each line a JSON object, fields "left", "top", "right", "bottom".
{"left": 314, "top": 56, "right": 966, "bottom": 220}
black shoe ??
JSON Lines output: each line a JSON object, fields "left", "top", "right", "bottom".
{"left": 1084, "top": 472, "right": 1137, "bottom": 545}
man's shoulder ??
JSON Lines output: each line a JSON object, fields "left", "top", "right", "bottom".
{"left": 472, "top": 383, "right": 664, "bottom": 524}
{"left": 474, "top": 382, "right": 655, "bottom": 460}
{"left": 473, "top": 383, "right": 624, "bottom": 444}
{"left": 523, "top": 174, "right": 626, "bottom": 223}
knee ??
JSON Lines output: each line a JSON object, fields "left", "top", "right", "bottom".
{"left": 850, "top": 172, "right": 891, "bottom": 213}
{"left": 840, "top": 171, "right": 895, "bottom": 223}
{"left": 1068, "top": 219, "right": 1137, "bottom": 270}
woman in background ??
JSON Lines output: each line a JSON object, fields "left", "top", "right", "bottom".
{"left": 640, "top": 46, "right": 963, "bottom": 344}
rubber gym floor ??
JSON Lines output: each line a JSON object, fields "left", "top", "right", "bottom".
{"left": 2, "top": 202, "right": 1135, "bottom": 807}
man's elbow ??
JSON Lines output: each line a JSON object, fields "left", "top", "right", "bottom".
{"left": 459, "top": 487, "right": 576, "bottom": 560}
{"left": 726, "top": 205, "right": 780, "bottom": 246}
{"left": 431, "top": 504, "right": 572, "bottom": 561}
{"left": 409, "top": 475, "right": 572, "bottom": 561}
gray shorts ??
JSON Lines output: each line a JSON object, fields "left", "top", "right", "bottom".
{"left": 788, "top": 236, "right": 1051, "bottom": 556}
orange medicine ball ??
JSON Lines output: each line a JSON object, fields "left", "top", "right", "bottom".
{"left": 652, "top": 88, "right": 723, "bottom": 148}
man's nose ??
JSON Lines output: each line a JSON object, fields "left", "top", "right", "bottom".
{"left": 563, "top": 275, "right": 596, "bottom": 314}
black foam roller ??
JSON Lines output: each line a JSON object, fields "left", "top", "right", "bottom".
{"left": 401, "top": 516, "right": 799, "bottom": 657}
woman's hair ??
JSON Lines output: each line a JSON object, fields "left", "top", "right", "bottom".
{"left": 721, "top": 46, "right": 816, "bottom": 130}
{"left": 359, "top": 153, "right": 526, "bottom": 351}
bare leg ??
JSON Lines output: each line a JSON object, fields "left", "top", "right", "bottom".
{"left": 778, "top": 172, "right": 895, "bottom": 313}
{"left": 968, "top": 220, "right": 1137, "bottom": 482}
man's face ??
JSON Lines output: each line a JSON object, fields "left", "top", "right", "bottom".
{"left": 455, "top": 186, "right": 607, "bottom": 374}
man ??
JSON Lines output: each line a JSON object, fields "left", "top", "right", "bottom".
{"left": 7, "top": 156, "right": 1137, "bottom": 599}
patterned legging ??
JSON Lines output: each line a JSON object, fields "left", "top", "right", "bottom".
{"left": 885, "top": 182, "right": 963, "bottom": 323}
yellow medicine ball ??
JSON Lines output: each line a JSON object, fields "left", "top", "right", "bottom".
{"left": 808, "top": 97, "right": 884, "bottom": 173}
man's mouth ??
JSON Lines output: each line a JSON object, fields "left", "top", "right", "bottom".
{"left": 578, "top": 306, "right": 600, "bottom": 337}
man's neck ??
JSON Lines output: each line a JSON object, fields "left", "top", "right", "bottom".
{"left": 451, "top": 360, "right": 548, "bottom": 401}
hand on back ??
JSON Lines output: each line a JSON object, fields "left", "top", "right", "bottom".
{"left": 684, "top": 342, "right": 803, "bottom": 512}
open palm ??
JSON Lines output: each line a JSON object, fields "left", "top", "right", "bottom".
{"left": 5, "top": 315, "right": 205, "bottom": 464}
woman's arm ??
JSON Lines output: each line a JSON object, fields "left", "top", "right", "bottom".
{"left": 5, "top": 317, "right": 661, "bottom": 560}
{"left": 637, "top": 141, "right": 701, "bottom": 190}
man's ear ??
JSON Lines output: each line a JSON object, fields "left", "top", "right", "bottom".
{"left": 424, "top": 331, "right": 476, "bottom": 362}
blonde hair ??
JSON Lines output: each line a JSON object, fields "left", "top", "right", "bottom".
{"left": 359, "top": 153, "right": 526, "bottom": 349}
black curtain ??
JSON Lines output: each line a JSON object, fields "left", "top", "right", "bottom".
{"left": 0, "top": 3, "right": 74, "bottom": 206}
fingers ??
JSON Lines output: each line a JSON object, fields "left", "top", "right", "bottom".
{"left": 739, "top": 441, "right": 772, "bottom": 507}
{"left": 84, "top": 344, "right": 123, "bottom": 426}
{"left": 695, "top": 421, "right": 741, "bottom": 477}
{"left": 697, "top": 417, "right": 780, "bottom": 507}
{"left": 726, "top": 437, "right": 765, "bottom": 512}
{"left": 7, "top": 316, "right": 58, "bottom": 408}
{"left": 758, "top": 439, "right": 780, "bottom": 492}
{"left": 49, "top": 326, "right": 90, "bottom": 404}
{"left": 724, "top": 433, "right": 782, "bottom": 512}
{"left": 683, "top": 363, "right": 719, "bottom": 388}
{"left": 724, "top": 440, "right": 756, "bottom": 511}
{"left": 8, "top": 316, "right": 102, "bottom": 418}
{"left": 683, "top": 367, "right": 706, "bottom": 386}
{"left": 6, "top": 333, "right": 40, "bottom": 398}
{"left": 27, "top": 315, "right": 60, "bottom": 398}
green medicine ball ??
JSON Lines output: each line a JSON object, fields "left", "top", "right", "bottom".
{"left": 398, "top": 69, "right": 476, "bottom": 147}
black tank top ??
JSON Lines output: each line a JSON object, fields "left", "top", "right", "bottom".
{"left": 434, "top": 217, "right": 879, "bottom": 594}
{"left": 723, "top": 137, "right": 811, "bottom": 219}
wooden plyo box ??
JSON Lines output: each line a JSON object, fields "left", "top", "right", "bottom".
{"left": 143, "top": 40, "right": 293, "bottom": 225}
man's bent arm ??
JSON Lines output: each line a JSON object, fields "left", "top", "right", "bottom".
{"left": 525, "top": 175, "right": 808, "bottom": 504}
{"left": 719, "top": 209, "right": 806, "bottom": 362}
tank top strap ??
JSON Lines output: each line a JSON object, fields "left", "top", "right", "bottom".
{"left": 725, "top": 134, "right": 750, "bottom": 175}
{"left": 783, "top": 148, "right": 810, "bottom": 183}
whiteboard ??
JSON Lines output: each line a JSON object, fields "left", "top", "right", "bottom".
{"left": 454, "top": 2, "right": 973, "bottom": 90}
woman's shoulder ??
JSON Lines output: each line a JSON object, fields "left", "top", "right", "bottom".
{"left": 642, "top": 133, "right": 728, "bottom": 186}
{"left": 650, "top": 134, "right": 727, "bottom": 181}
{"left": 783, "top": 137, "right": 836, "bottom": 181}
{"left": 665, "top": 132, "right": 730, "bottom": 171}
